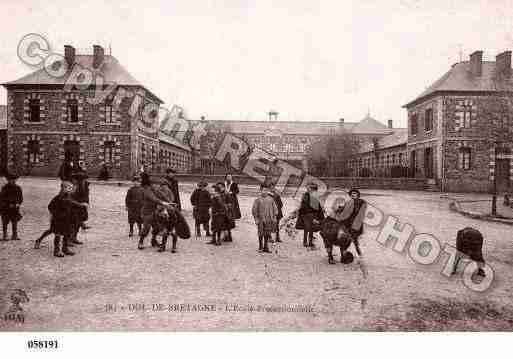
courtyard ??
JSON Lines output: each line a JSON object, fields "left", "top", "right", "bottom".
{"left": 1, "top": 178, "right": 513, "bottom": 331}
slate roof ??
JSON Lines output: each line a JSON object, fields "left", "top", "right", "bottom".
{"left": 3, "top": 55, "right": 163, "bottom": 104}
{"left": 159, "top": 131, "right": 192, "bottom": 152}
{"left": 0, "top": 105, "right": 6, "bottom": 130}
{"left": 358, "top": 128, "right": 407, "bottom": 153}
{"left": 194, "top": 115, "right": 393, "bottom": 136}
{"left": 404, "top": 61, "right": 513, "bottom": 108}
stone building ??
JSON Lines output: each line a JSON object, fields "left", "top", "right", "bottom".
{"left": 404, "top": 50, "right": 513, "bottom": 192}
{"left": 1, "top": 44, "right": 191, "bottom": 179}
{"left": 193, "top": 113, "right": 397, "bottom": 174}
{"left": 348, "top": 129, "right": 408, "bottom": 177}
{"left": 159, "top": 132, "right": 193, "bottom": 173}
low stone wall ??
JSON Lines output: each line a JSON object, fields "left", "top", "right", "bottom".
{"left": 174, "top": 174, "right": 427, "bottom": 191}
{"left": 444, "top": 179, "right": 492, "bottom": 193}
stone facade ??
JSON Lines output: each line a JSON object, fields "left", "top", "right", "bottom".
{"left": 159, "top": 137, "right": 193, "bottom": 174}
{"left": 350, "top": 144, "right": 408, "bottom": 177}
{"left": 1, "top": 45, "right": 188, "bottom": 179}
{"left": 5, "top": 87, "right": 161, "bottom": 179}
{"left": 403, "top": 50, "right": 513, "bottom": 193}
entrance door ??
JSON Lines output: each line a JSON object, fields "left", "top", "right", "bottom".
{"left": 424, "top": 147, "right": 434, "bottom": 179}
{"left": 63, "top": 140, "right": 80, "bottom": 163}
{"left": 496, "top": 158, "right": 510, "bottom": 192}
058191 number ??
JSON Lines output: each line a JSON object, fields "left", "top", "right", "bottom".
{"left": 27, "top": 340, "right": 59, "bottom": 350}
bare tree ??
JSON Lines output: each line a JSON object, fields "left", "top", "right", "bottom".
{"left": 306, "top": 133, "right": 359, "bottom": 177}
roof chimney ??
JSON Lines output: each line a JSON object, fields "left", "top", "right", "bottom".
{"left": 93, "top": 45, "right": 105, "bottom": 69}
{"left": 469, "top": 50, "right": 483, "bottom": 76}
{"left": 388, "top": 119, "right": 393, "bottom": 128}
{"left": 339, "top": 118, "right": 344, "bottom": 124}
{"left": 64, "top": 45, "right": 75, "bottom": 67}
{"left": 496, "top": 51, "right": 512, "bottom": 78}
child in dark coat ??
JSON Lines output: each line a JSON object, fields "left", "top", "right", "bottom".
{"left": 46, "top": 181, "right": 87, "bottom": 257}
{"left": 0, "top": 173, "right": 23, "bottom": 241}
{"left": 125, "top": 176, "right": 144, "bottom": 237}
{"left": 190, "top": 180, "right": 212, "bottom": 238}
{"left": 208, "top": 183, "right": 232, "bottom": 246}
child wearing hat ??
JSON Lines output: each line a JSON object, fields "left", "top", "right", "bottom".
{"left": 341, "top": 188, "right": 366, "bottom": 256}
{"left": 125, "top": 175, "right": 144, "bottom": 237}
{"left": 208, "top": 182, "right": 231, "bottom": 245}
{"left": 190, "top": 180, "right": 212, "bottom": 238}
{"left": 252, "top": 184, "right": 279, "bottom": 253}
{"left": 0, "top": 173, "right": 23, "bottom": 241}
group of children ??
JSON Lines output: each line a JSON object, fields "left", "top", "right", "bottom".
{"left": 0, "top": 168, "right": 90, "bottom": 258}
{"left": 125, "top": 176, "right": 284, "bottom": 253}
{"left": 188, "top": 180, "right": 237, "bottom": 246}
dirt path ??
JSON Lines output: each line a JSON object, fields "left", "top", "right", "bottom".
{"left": 1, "top": 178, "right": 513, "bottom": 331}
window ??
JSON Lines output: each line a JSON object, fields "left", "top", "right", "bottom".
{"left": 104, "top": 141, "right": 115, "bottom": 163}
{"left": 29, "top": 99, "right": 40, "bottom": 122}
{"left": 392, "top": 154, "right": 396, "bottom": 164}
{"left": 459, "top": 147, "right": 471, "bottom": 170}
{"left": 141, "top": 143, "right": 146, "bottom": 164}
{"left": 425, "top": 108, "right": 433, "bottom": 132}
{"left": 67, "top": 99, "right": 78, "bottom": 123}
{"left": 461, "top": 101, "right": 472, "bottom": 128}
{"left": 399, "top": 152, "right": 403, "bottom": 164}
{"left": 410, "top": 113, "right": 418, "bottom": 135}
{"left": 456, "top": 100, "right": 474, "bottom": 129}
{"left": 27, "top": 140, "right": 40, "bottom": 163}
{"left": 105, "top": 99, "right": 114, "bottom": 123}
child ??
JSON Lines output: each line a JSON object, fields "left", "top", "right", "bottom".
{"left": 0, "top": 173, "right": 23, "bottom": 241}
{"left": 252, "top": 184, "right": 278, "bottom": 253}
{"left": 208, "top": 183, "right": 231, "bottom": 246}
{"left": 125, "top": 176, "right": 144, "bottom": 237}
{"left": 190, "top": 180, "right": 212, "bottom": 238}
{"left": 296, "top": 182, "right": 324, "bottom": 249}
{"left": 47, "top": 181, "right": 86, "bottom": 257}
{"left": 218, "top": 182, "right": 235, "bottom": 242}
{"left": 269, "top": 183, "right": 283, "bottom": 243}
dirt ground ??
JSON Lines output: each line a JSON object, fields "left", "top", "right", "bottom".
{"left": 1, "top": 178, "right": 513, "bottom": 331}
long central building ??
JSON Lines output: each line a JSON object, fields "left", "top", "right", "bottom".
{"left": 194, "top": 114, "right": 397, "bottom": 173}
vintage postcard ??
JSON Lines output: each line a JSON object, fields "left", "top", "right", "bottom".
{"left": 1, "top": 1, "right": 513, "bottom": 353}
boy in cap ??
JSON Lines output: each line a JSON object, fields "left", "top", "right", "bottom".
{"left": 341, "top": 188, "right": 366, "bottom": 256}
{"left": 252, "top": 184, "right": 279, "bottom": 253}
{"left": 0, "top": 173, "right": 23, "bottom": 241}
{"left": 125, "top": 175, "right": 144, "bottom": 237}
{"left": 190, "top": 179, "right": 212, "bottom": 238}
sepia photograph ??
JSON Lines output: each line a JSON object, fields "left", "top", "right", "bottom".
{"left": 1, "top": 0, "right": 513, "bottom": 356}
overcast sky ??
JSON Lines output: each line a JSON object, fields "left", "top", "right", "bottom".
{"left": 1, "top": 0, "right": 513, "bottom": 127}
